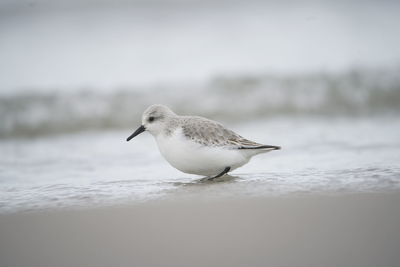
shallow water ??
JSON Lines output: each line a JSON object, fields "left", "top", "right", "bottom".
{"left": 1, "top": 116, "right": 399, "bottom": 213}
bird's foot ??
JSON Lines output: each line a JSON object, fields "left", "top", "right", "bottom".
{"left": 207, "top": 167, "right": 231, "bottom": 181}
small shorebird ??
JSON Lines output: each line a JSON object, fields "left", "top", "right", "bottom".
{"left": 126, "top": 105, "right": 280, "bottom": 180}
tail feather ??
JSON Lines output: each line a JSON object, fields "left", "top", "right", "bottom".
{"left": 229, "top": 137, "right": 281, "bottom": 151}
{"left": 238, "top": 145, "right": 281, "bottom": 150}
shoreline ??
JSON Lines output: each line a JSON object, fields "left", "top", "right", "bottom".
{"left": 1, "top": 192, "right": 400, "bottom": 267}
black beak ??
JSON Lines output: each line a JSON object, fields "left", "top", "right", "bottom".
{"left": 126, "top": 125, "right": 146, "bottom": 141}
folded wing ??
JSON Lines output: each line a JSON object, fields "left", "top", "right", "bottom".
{"left": 181, "top": 116, "right": 280, "bottom": 150}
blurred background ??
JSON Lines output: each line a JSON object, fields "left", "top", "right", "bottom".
{"left": 1, "top": 0, "right": 400, "bottom": 212}
{"left": 1, "top": 0, "right": 400, "bottom": 137}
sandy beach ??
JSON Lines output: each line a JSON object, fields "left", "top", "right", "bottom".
{"left": 1, "top": 192, "right": 399, "bottom": 267}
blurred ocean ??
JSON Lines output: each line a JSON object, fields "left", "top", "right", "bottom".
{"left": 1, "top": 67, "right": 400, "bottom": 138}
{"left": 1, "top": 0, "right": 400, "bottom": 213}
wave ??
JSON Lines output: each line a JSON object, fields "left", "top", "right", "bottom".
{"left": 1, "top": 67, "right": 400, "bottom": 138}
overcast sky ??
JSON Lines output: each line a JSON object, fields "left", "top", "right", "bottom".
{"left": 1, "top": 0, "right": 400, "bottom": 92}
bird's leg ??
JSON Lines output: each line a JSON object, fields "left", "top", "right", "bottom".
{"left": 208, "top": 167, "right": 231, "bottom": 181}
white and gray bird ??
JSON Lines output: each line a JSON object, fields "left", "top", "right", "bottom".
{"left": 127, "top": 104, "right": 280, "bottom": 180}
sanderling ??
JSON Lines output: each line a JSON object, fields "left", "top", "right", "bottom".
{"left": 126, "top": 104, "right": 280, "bottom": 180}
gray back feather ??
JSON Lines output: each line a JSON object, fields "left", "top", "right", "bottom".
{"left": 179, "top": 116, "right": 264, "bottom": 148}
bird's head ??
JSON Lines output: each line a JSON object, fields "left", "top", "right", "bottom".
{"left": 126, "top": 104, "right": 176, "bottom": 141}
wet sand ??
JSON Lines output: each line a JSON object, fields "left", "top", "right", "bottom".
{"left": 1, "top": 193, "right": 400, "bottom": 267}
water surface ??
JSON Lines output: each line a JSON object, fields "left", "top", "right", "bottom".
{"left": 1, "top": 116, "right": 399, "bottom": 213}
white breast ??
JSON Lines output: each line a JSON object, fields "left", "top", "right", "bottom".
{"left": 155, "top": 128, "right": 249, "bottom": 177}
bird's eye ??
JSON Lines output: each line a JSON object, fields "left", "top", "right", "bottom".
{"left": 148, "top": 116, "right": 155, "bottom": 122}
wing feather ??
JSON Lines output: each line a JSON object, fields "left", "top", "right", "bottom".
{"left": 181, "top": 116, "right": 280, "bottom": 150}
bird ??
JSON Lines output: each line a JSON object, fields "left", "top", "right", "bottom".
{"left": 126, "top": 104, "right": 280, "bottom": 180}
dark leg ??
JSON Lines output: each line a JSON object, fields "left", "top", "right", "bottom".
{"left": 208, "top": 167, "right": 231, "bottom": 181}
